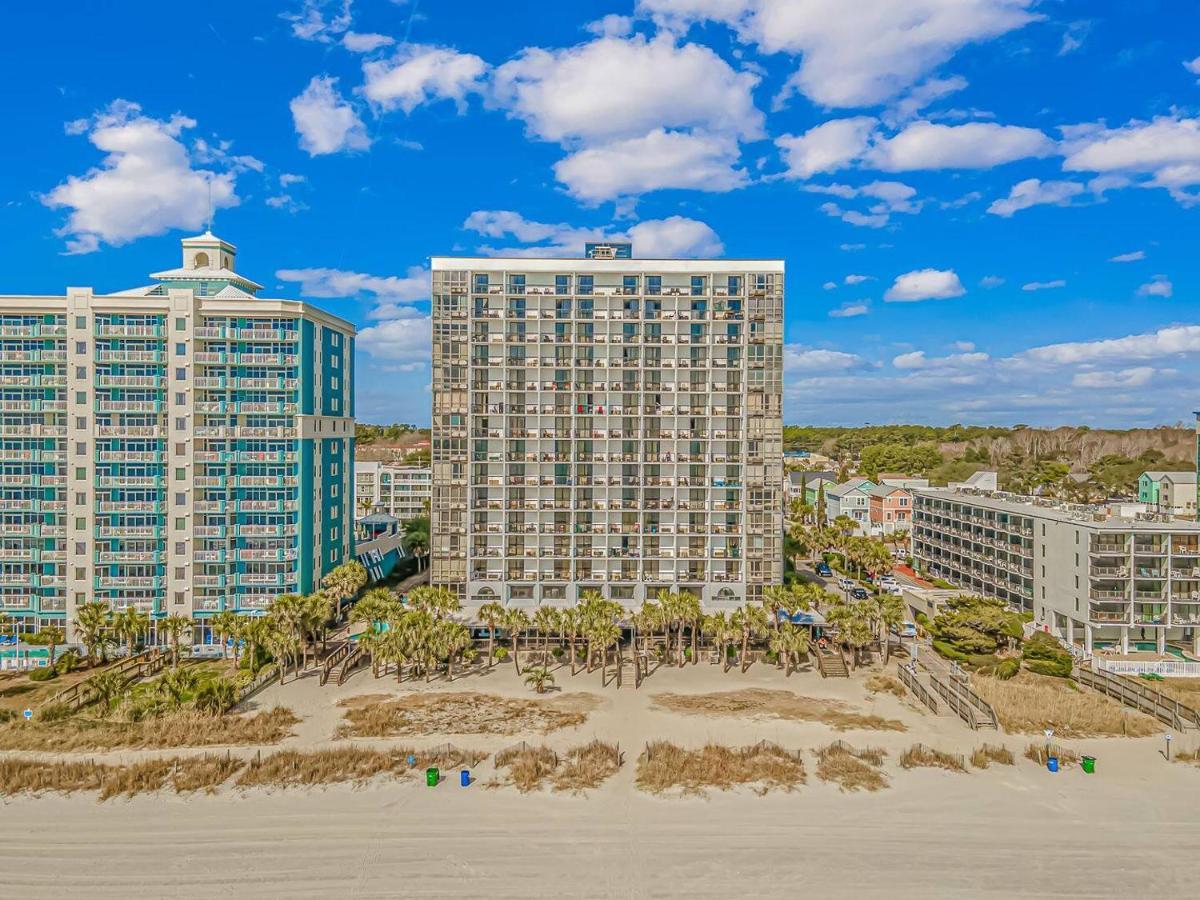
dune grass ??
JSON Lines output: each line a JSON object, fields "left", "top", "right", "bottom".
{"left": 815, "top": 742, "right": 889, "bottom": 792}
{"left": 0, "top": 754, "right": 246, "bottom": 798}
{"left": 335, "top": 692, "right": 590, "bottom": 738}
{"left": 635, "top": 741, "right": 806, "bottom": 797}
{"left": 490, "top": 740, "right": 622, "bottom": 793}
{"left": 969, "top": 744, "right": 1016, "bottom": 769}
{"left": 236, "top": 744, "right": 488, "bottom": 790}
{"left": 865, "top": 673, "right": 907, "bottom": 699}
{"left": 972, "top": 672, "right": 1158, "bottom": 738}
{"left": 0, "top": 707, "right": 300, "bottom": 752}
{"left": 1024, "top": 742, "right": 1081, "bottom": 768}
{"left": 899, "top": 744, "right": 966, "bottom": 772}
{"left": 651, "top": 689, "right": 905, "bottom": 732}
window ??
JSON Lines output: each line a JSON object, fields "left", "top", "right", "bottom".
{"left": 74, "top": 491, "right": 85, "bottom": 505}
{"left": 74, "top": 467, "right": 85, "bottom": 479}
{"left": 175, "top": 467, "right": 185, "bottom": 480}
{"left": 75, "top": 366, "right": 86, "bottom": 378}
{"left": 75, "top": 442, "right": 85, "bottom": 455}
{"left": 175, "top": 367, "right": 186, "bottom": 380}
{"left": 75, "top": 416, "right": 86, "bottom": 430}
{"left": 175, "top": 392, "right": 185, "bottom": 405}
{"left": 175, "top": 542, "right": 185, "bottom": 554}
{"left": 175, "top": 517, "right": 185, "bottom": 530}
{"left": 74, "top": 517, "right": 85, "bottom": 530}
{"left": 74, "top": 567, "right": 85, "bottom": 580}
{"left": 174, "top": 592, "right": 185, "bottom": 605}
{"left": 74, "top": 542, "right": 85, "bottom": 555}
{"left": 175, "top": 342, "right": 186, "bottom": 356}
{"left": 174, "top": 492, "right": 186, "bottom": 506}
{"left": 175, "top": 318, "right": 186, "bottom": 331}
{"left": 175, "top": 417, "right": 186, "bottom": 430}
{"left": 75, "top": 316, "right": 85, "bottom": 329}
{"left": 175, "top": 442, "right": 186, "bottom": 455}
{"left": 75, "top": 341, "right": 86, "bottom": 355}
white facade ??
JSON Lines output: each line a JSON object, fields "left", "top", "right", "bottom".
{"left": 355, "top": 461, "right": 430, "bottom": 522}
{"left": 913, "top": 487, "right": 1200, "bottom": 656}
{"left": 430, "top": 249, "right": 784, "bottom": 611}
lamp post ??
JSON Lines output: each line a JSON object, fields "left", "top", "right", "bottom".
{"left": 1164, "top": 733, "right": 1172, "bottom": 761}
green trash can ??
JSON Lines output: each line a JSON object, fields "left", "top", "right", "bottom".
{"left": 1081, "top": 756, "right": 1096, "bottom": 774}
{"left": 426, "top": 767, "right": 439, "bottom": 787}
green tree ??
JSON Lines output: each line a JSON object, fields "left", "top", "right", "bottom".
{"left": 194, "top": 676, "right": 238, "bottom": 716}
{"left": 478, "top": 601, "right": 507, "bottom": 669}
{"left": 504, "top": 608, "right": 530, "bottom": 675}
{"left": 402, "top": 516, "right": 431, "bottom": 570}
{"left": 26, "top": 625, "right": 64, "bottom": 671}
{"left": 524, "top": 665, "right": 555, "bottom": 694}
{"left": 73, "top": 602, "right": 114, "bottom": 668}
{"left": 158, "top": 615, "right": 193, "bottom": 669}
{"left": 113, "top": 608, "right": 150, "bottom": 658}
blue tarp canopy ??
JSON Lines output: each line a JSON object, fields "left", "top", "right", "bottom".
{"left": 775, "top": 609, "right": 828, "bottom": 626}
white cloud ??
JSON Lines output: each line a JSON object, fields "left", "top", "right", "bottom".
{"left": 275, "top": 265, "right": 428, "bottom": 302}
{"left": 638, "top": 0, "right": 1039, "bottom": 109}
{"left": 987, "top": 178, "right": 1085, "bottom": 217}
{"left": 362, "top": 44, "right": 488, "bottom": 113}
{"left": 1022, "top": 280, "right": 1065, "bottom": 291}
{"left": 829, "top": 302, "right": 869, "bottom": 318}
{"left": 285, "top": 0, "right": 352, "bottom": 43}
{"left": 492, "top": 34, "right": 763, "bottom": 145}
{"left": 1058, "top": 21, "right": 1092, "bottom": 56}
{"left": 893, "top": 349, "right": 989, "bottom": 370}
{"left": 290, "top": 76, "right": 370, "bottom": 156}
{"left": 342, "top": 32, "right": 394, "bottom": 53}
{"left": 1186, "top": 57, "right": 1200, "bottom": 77}
{"left": 462, "top": 210, "right": 724, "bottom": 258}
{"left": 358, "top": 315, "right": 433, "bottom": 367}
{"left": 804, "top": 178, "right": 919, "bottom": 227}
{"left": 785, "top": 345, "right": 864, "bottom": 373}
{"left": 585, "top": 14, "right": 634, "bottom": 37}
{"left": 776, "top": 117, "right": 875, "bottom": 178}
{"left": 1062, "top": 116, "right": 1200, "bottom": 204}
{"left": 818, "top": 202, "right": 888, "bottom": 228}
{"left": 867, "top": 121, "right": 1054, "bottom": 170}
{"left": 884, "top": 268, "right": 965, "bottom": 302}
{"left": 951, "top": 341, "right": 976, "bottom": 352}
{"left": 266, "top": 194, "right": 307, "bottom": 213}
{"left": 1020, "top": 325, "right": 1200, "bottom": 365}
{"left": 979, "top": 275, "right": 1005, "bottom": 288}
{"left": 1136, "top": 275, "right": 1173, "bottom": 298}
{"left": 839, "top": 243, "right": 866, "bottom": 251}
{"left": 822, "top": 281, "right": 838, "bottom": 291}
{"left": 41, "top": 100, "right": 238, "bottom": 254}
{"left": 844, "top": 274, "right": 871, "bottom": 285}
{"left": 1109, "top": 250, "right": 1145, "bottom": 263}
{"left": 279, "top": 172, "right": 306, "bottom": 187}
{"left": 553, "top": 129, "right": 747, "bottom": 202}
{"left": 882, "top": 75, "right": 968, "bottom": 127}
{"left": 1072, "top": 367, "right": 1155, "bottom": 389}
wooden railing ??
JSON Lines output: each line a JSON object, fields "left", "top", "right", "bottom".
{"left": 233, "top": 666, "right": 280, "bottom": 709}
{"left": 927, "top": 673, "right": 997, "bottom": 730}
{"left": 336, "top": 645, "right": 365, "bottom": 686}
{"left": 320, "top": 642, "right": 350, "bottom": 686}
{"left": 48, "top": 648, "right": 165, "bottom": 710}
{"left": 1076, "top": 664, "right": 1198, "bottom": 731}
{"left": 897, "top": 664, "right": 939, "bottom": 714}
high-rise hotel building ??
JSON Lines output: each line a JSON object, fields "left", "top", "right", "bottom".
{"left": 0, "top": 232, "right": 355, "bottom": 641}
{"left": 431, "top": 244, "right": 784, "bottom": 611}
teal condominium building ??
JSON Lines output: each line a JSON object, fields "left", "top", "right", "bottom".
{"left": 0, "top": 233, "right": 355, "bottom": 643}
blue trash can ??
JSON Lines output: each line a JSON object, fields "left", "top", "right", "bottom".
{"left": 1047, "top": 756, "right": 1059, "bottom": 773}
{"left": 460, "top": 769, "right": 470, "bottom": 787}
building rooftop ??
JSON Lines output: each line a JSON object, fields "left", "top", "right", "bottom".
{"left": 432, "top": 255, "right": 784, "bottom": 274}
{"left": 914, "top": 486, "right": 1200, "bottom": 532}
{"left": 1144, "top": 471, "right": 1198, "bottom": 484}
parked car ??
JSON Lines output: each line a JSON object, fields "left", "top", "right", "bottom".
{"left": 878, "top": 576, "right": 898, "bottom": 588}
{"left": 815, "top": 562, "right": 833, "bottom": 577}
{"left": 891, "top": 621, "right": 918, "bottom": 638}
{"left": 838, "top": 577, "right": 855, "bottom": 591}
{"left": 850, "top": 587, "right": 869, "bottom": 600}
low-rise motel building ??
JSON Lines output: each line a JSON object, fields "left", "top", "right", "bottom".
{"left": 913, "top": 482, "right": 1200, "bottom": 658}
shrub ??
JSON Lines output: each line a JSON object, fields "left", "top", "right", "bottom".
{"left": 55, "top": 651, "right": 81, "bottom": 674}
{"left": 28, "top": 666, "right": 57, "bottom": 682}
{"left": 551, "top": 646, "right": 564, "bottom": 659}
{"left": 899, "top": 745, "right": 966, "bottom": 772}
{"left": 35, "top": 702, "right": 73, "bottom": 724}
{"left": 970, "top": 744, "right": 1015, "bottom": 769}
{"left": 0, "top": 709, "right": 15, "bottom": 724}
{"left": 931, "top": 640, "right": 970, "bottom": 664}
{"left": 492, "top": 647, "right": 509, "bottom": 661}
{"left": 1022, "top": 632, "right": 1073, "bottom": 678}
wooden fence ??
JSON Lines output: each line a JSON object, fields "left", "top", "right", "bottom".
{"left": 1076, "top": 664, "right": 1199, "bottom": 731}
{"left": 48, "top": 649, "right": 165, "bottom": 711}
{"left": 927, "top": 673, "right": 997, "bottom": 730}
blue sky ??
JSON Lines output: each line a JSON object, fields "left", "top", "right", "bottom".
{"left": 3, "top": 0, "right": 1199, "bottom": 427}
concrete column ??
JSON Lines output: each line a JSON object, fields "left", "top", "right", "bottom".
{"left": 1085, "top": 623, "right": 1094, "bottom": 654}
{"left": 1066, "top": 617, "right": 1075, "bottom": 646}
{"left": 1192, "top": 630, "right": 1200, "bottom": 657}
{"left": 1120, "top": 627, "right": 1129, "bottom": 654}
{"left": 1157, "top": 628, "right": 1166, "bottom": 655}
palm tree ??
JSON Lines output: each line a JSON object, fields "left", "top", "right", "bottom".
{"left": 826, "top": 601, "right": 875, "bottom": 669}
{"left": 352, "top": 587, "right": 401, "bottom": 626}
{"left": 73, "top": 601, "right": 113, "bottom": 668}
{"left": 677, "top": 592, "right": 701, "bottom": 666}
{"left": 763, "top": 585, "right": 792, "bottom": 632}
{"left": 402, "top": 516, "right": 430, "bottom": 571}
{"left": 267, "top": 594, "right": 307, "bottom": 675}
{"left": 731, "top": 604, "right": 770, "bottom": 673}
{"left": 872, "top": 593, "right": 905, "bottom": 664}
{"left": 239, "top": 616, "right": 273, "bottom": 676}
{"left": 524, "top": 666, "right": 555, "bottom": 694}
{"left": 158, "top": 615, "right": 192, "bottom": 669}
{"left": 321, "top": 560, "right": 368, "bottom": 618}
{"left": 89, "top": 670, "right": 128, "bottom": 715}
{"left": 561, "top": 606, "right": 582, "bottom": 675}
{"left": 703, "top": 612, "right": 739, "bottom": 673}
{"left": 210, "top": 610, "right": 241, "bottom": 665}
{"left": 533, "top": 606, "right": 562, "bottom": 655}
{"left": 504, "top": 608, "right": 530, "bottom": 675}
{"left": 26, "top": 625, "right": 64, "bottom": 670}
{"left": 439, "top": 619, "right": 472, "bottom": 680}
{"left": 591, "top": 619, "right": 621, "bottom": 684}
{"left": 302, "top": 592, "right": 334, "bottom": 662}
{"left": 113, "top": 607, "right": 150, "bottom": 658}
{"left": 478, "top": 601, "right": 506, "bottom": 669}
{"left": 194, "top": 676, "right": 237, "bottom": 716}
{"left": 769, "top": 622, "right": 807, "bottom": 676}
{"left": 153, "top": 667, "right": 199, "bottom": 710}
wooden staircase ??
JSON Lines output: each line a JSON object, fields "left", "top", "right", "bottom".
{"left": 331, "top": 645, "right": 366, "bottom": 687}
{"left": 617, "top": 653, "right": 639, "bottom": 689}
{"left": 810, "top": 641, "right": 848, "bottom": 678}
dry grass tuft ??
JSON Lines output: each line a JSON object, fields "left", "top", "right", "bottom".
{"left": 651, "top": 689, "right": 905, "bottom": 733}
{"left": 899, "top": 744, "right": 966, "bottom": 772}
{"left": 972, "top": 672, "right": 1157, "bottom": 738}
{"left": 236, "top": 747, "right": 413, "bottom": 789}
{"left": 0, "top": 707, "right": 300, "bottom": 752}
{"left": 865, "top": 673, "right": 907, "bottom": 699}
{"left": 492, "top": 744, "right": 559, "bottom": 793}
{"left": 1024, "top": 742, "right": 1081, "bottom": 768}
{"left": 0, "top": 754, "right": 245, "bottom": 798}
{"left": 635, "top": 740, "right": 806, "bottom": 797}
{"left": 815, "top": 742, "right": 889, "bottom": 792}
{"left": 1174, "top": 749, "right": 1200, "bottom": 766}
{"left": 336, "top": 692, "right": 591, "bottom": 738}
{"left": 969, "top": 744, "right": 1016, "bottom": 769}
{"left": 554, "top": 740, "right": 622, "bottom": 794}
